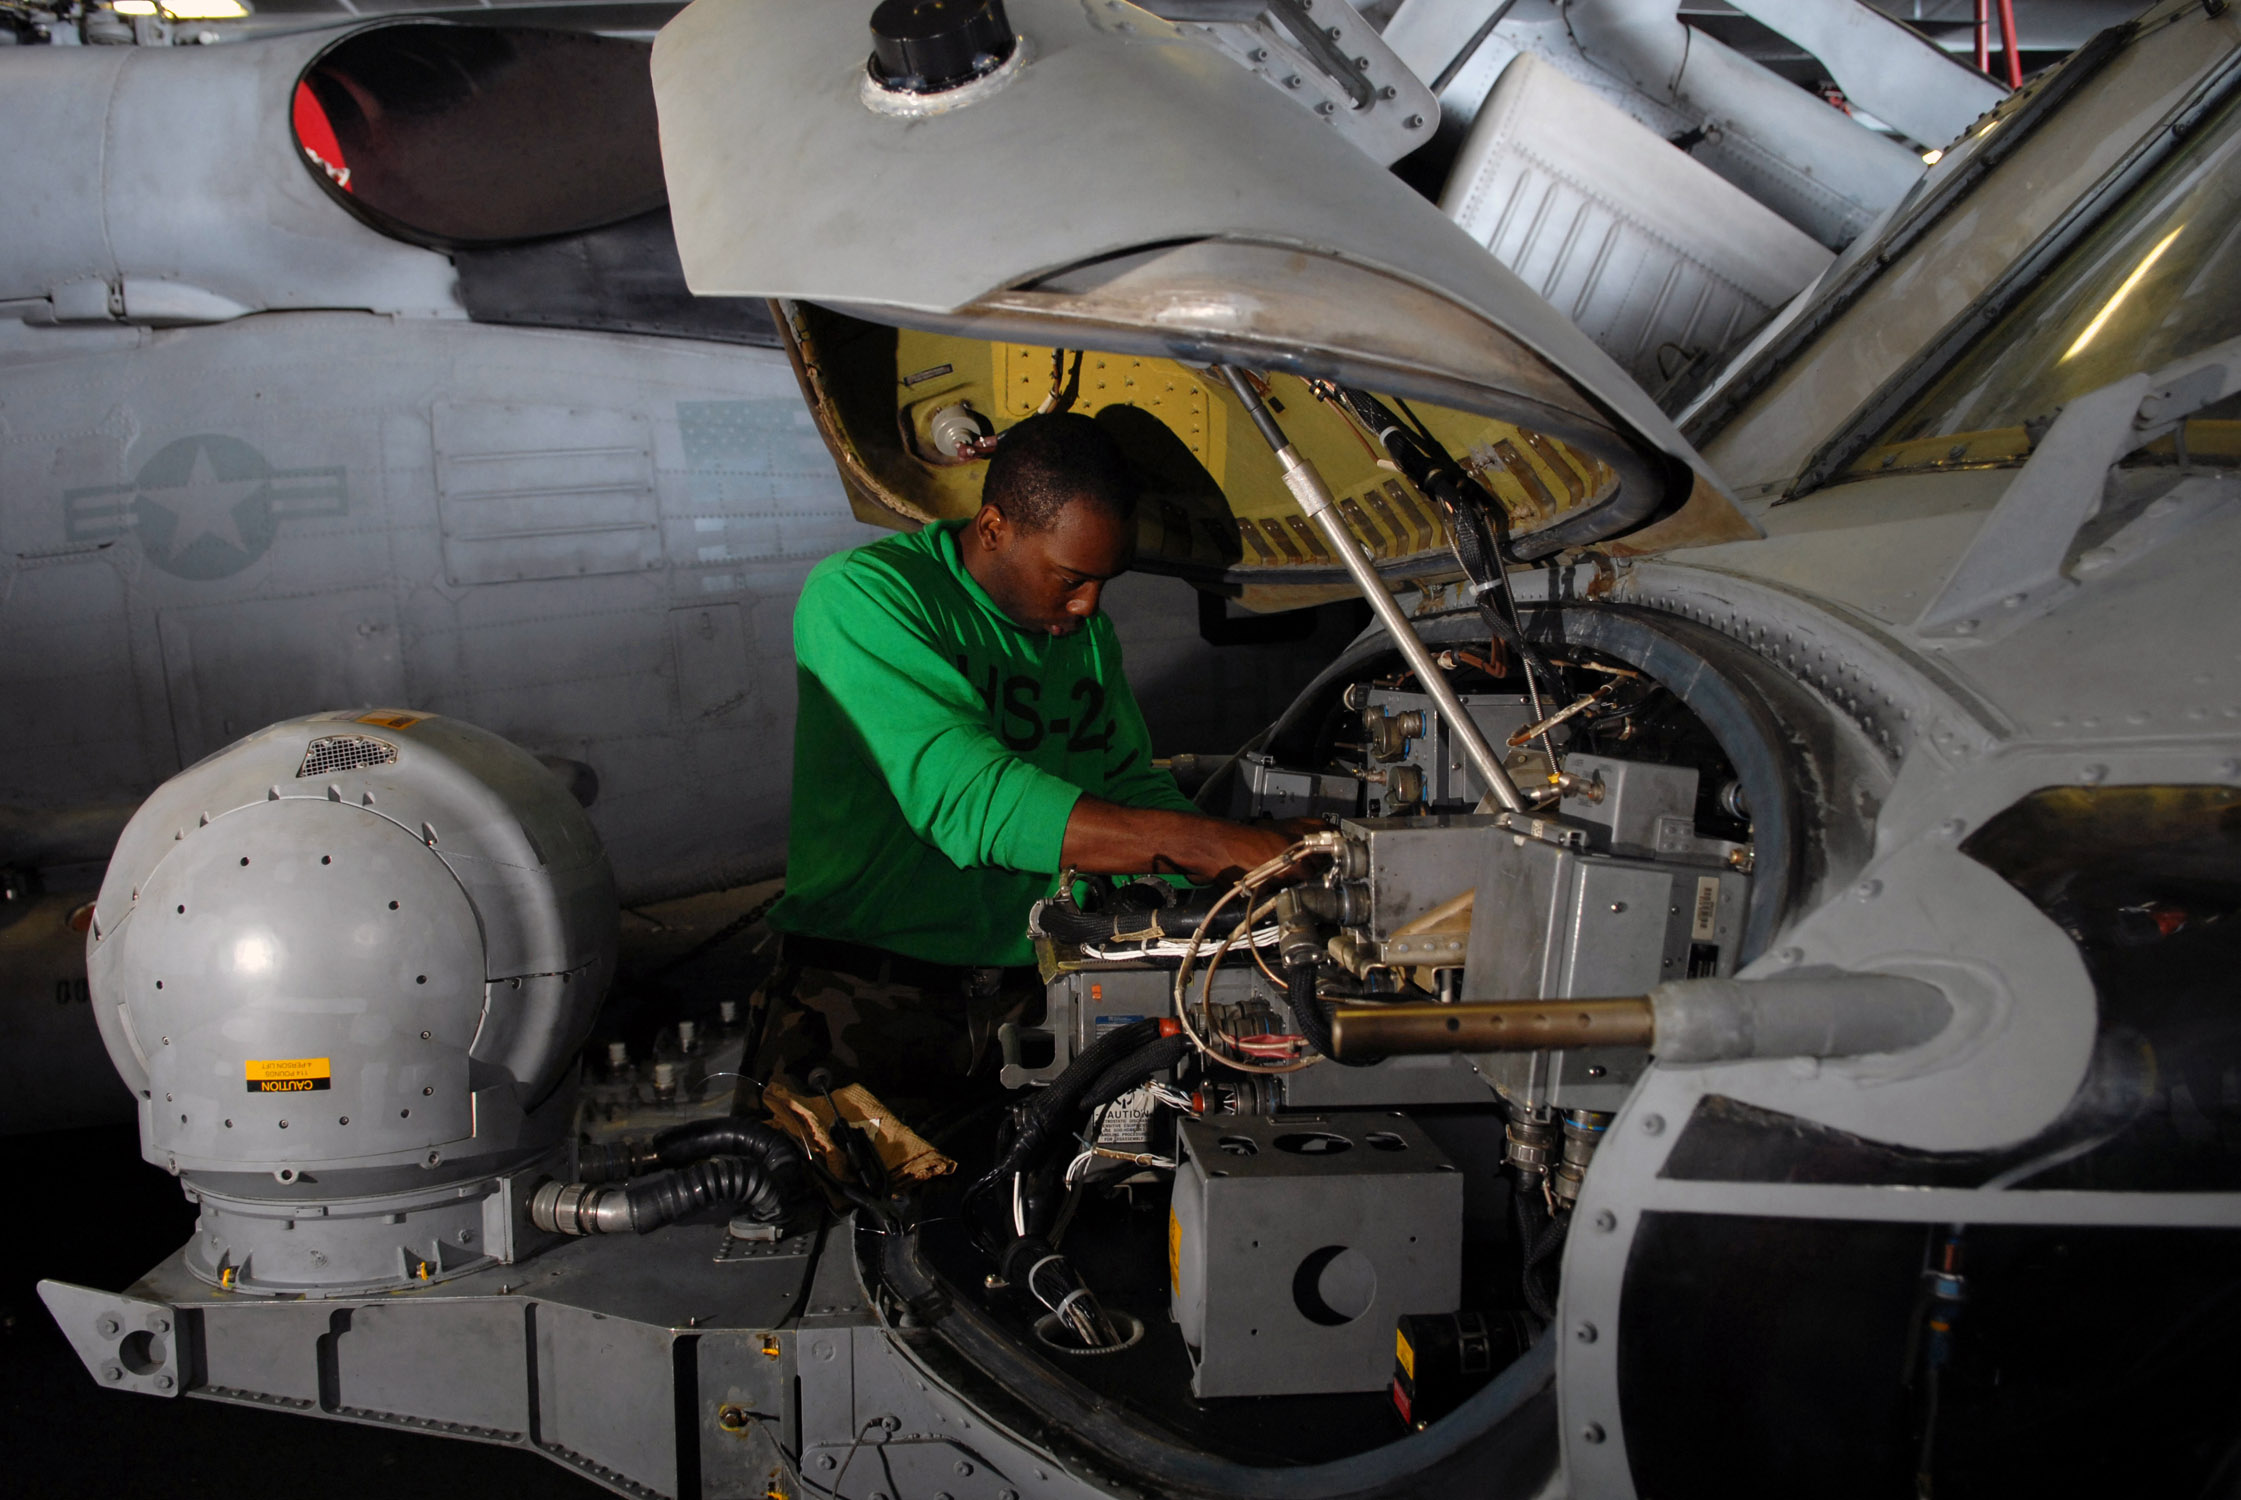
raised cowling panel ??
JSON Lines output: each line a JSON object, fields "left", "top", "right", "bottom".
{"left": 1443, "top": 55, "right": 1833, "bottom": 404}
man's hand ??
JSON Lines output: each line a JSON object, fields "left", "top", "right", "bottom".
{"left": 1060, "top": 797, "right": 1308, "bottom": 883}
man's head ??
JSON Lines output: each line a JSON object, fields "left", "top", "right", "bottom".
{"left": 963, "top": 412, "right": 1138, "bottom": 637}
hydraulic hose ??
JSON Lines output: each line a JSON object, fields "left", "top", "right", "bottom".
{"left": 530, "top": 1153, "right": 802, "bottom": 1236}
{"left": 967, "top": 1017, "right": 1162, "bottom": 1203}
{"left": 1031, "top": 893, "right": 1253, "bottom": 947}
{"left": 573, "top": 1116, "right": 807, "bottom": 1195}
{"left": 1514, "top": 1190, "right": 1559, "bottom": 1323}
{"left": 1082, "top": 1033, "right": 1194, "bottom": 1112}
{"left": 1285, "top": 961, "right": 1380, "bottom": 1068}
{"left": 652, "top": 1117, "right": 806, "bottom": 1180}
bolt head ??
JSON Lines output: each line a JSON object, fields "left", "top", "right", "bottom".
{"left": 154, "top": 1373, "right": 174, "bottom": 1391}
{"left": 1641, "top": 1113, "right": 1665, "bottom": 1137}
{"left": 1593, "top": 1209, "right": 1618, "bottom": 1233}
{"left": 1575, "top": 1321, "right": 1598, "bottom": 1344}
{"left": 95, "top": 1316, "right": 118, "bottom": 1337}
{"left": 1581, "top": 1421, "right": 1607, "bottom": 1444}
{"left": 101, "top": 1364, "right": 123, "bottom": 1382}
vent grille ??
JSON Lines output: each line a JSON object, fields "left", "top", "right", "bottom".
{"left": 297, "top": 735, "right": 399, "bottom": 779}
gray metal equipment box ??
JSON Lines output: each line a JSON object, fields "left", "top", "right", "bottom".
{"left": 1169, "top": 1112, "right": 1462, "bottom": 1398}
{"left": 1465, "top": 831, "right": 1749, "bottom": 1112}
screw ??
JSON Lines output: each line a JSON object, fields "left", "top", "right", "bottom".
{"left": 1405, "top": 113, "right": 1425, "bottom": 128}
{"left": 96, "top": 1316, "right": 118, "bottom": 1337}
{"left": 149, "top": 1316, "right": 168, "bottom": 1333}
{"left": 1575, "top": 1322, "right": 1598, "bottom": 1343}
{"left": 101, "top": 1364, "right": 123, "bottom": 1382}
{"left": 955, "top": 1460, "right": 975, "bottom": 1476}
{"left": 717, "top": 1405, "right": 748, "bottom": 1432}
{"left": 154, "top": 1373, "right": 174, "bottom": 1391}
{"left": 1581, "top": 1422, "right": 1606, "bottom": 1444}
{"left": 1593, "top": 1209, "right": 1617, "bottom": 1232}
{"left": 1856, "top": 879, "right": 1882, "bottom": 900}
{"left": 877, "top": 1413, "right": 900, "bottom": 1432}
{"left": 1641, "top": 1113, "right": 1665, "bottom": 1136}
{"left": 2081, "top": 764, "right": 2108, "bottom": 785}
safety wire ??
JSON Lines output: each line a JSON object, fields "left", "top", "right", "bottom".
{"left": 1172, "top": 834, "right": 1342, "bottom": 1074}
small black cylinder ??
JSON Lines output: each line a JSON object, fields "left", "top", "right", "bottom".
{"left": 869, "top": 0, "right": 1016, "bottom": 94}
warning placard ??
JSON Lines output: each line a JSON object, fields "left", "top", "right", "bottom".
{"left": 245, "top": 1057, "right": 332, "bottom": 1093}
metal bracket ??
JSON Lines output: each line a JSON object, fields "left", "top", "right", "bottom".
{"left": 37, "top": 1280, "right": 185, "bottom": 1399}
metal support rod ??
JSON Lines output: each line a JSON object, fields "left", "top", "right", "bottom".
{"left": 1994, "top": 0, "right": 2023, "bottom": 89}
{"left": 1216, "top": 366, "right": 1527, "bottom": 813}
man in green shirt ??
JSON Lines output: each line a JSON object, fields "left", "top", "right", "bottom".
{"left": 754, "top": 413, "right": 1292, "bottom": 1120}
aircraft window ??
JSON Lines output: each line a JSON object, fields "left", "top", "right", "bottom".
{"left": 291, "top": 23, "right": 666, "bottom": 249}
{"left": 1858, "top": 91, "right": 2241, "bottom": 471}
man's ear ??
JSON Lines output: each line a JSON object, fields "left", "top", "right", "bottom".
{"left": 972, "top": 504, "right": 1008, "bottom": 552}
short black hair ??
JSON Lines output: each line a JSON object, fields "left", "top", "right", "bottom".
{"left": 982, "top": 412, "right": 1138, "bottom": 533}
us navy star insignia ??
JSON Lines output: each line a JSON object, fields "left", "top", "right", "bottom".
{"left": 62, "top": 434, "right": 348, "bottom": 580}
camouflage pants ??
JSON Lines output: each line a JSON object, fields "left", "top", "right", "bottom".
{"left": 747, "top": 944, "right": 1040, "bottom": 1122}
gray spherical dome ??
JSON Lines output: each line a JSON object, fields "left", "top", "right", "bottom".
{"left": 89, "top": 710, "right": 616, "bottom": 1294}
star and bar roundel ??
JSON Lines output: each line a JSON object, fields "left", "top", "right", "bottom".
{"left": 62, "top": 435, "right": 347, "bottom": 580}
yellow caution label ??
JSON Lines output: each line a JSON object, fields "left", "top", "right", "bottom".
{"left": 355, "top": 709, "right": 427, "bottom": 730}
{"left": 245, "top": 1057, "right": 331, "bottom": 1093}
{"left": 1168, "top": 1208, "right": 1181, "bottom": 1295}
{"left": 1396, "top": 1328, "right": 1416, "bottom": 1381}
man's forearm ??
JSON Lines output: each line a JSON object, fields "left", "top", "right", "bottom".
{"left": 1059, "top": 796, "right": 1295, "bottom": 883}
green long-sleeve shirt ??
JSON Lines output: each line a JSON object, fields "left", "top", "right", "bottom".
{"left": 767, "top": 520, "right": 1194, "bottom": 967}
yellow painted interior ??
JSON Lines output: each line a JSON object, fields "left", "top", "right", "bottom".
{"left": 792, "top": 305, "right": 1620, "bottom": 584}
